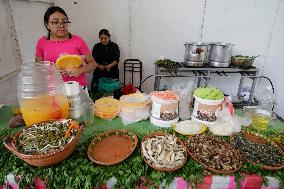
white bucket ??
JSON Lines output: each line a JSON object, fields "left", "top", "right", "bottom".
{"left": 191, "top": 95, "right": 223, "bottom": 125}
{"left": 150, "top": 96, "right": 179, "bottom": 127}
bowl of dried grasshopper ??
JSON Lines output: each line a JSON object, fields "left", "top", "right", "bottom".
{"left": 186, "top": 134, "right": 243, "bottom": 174}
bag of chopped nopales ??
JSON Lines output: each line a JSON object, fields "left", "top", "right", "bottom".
{"left": 119, "top": 92, "right": 151, "bottom": 125}
{"left": 210, "top": 97, "right": 241, "bottom": 136}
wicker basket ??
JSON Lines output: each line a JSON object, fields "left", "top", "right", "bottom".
{"left": 275, "top": 141, "right": 284, "bottom": 152}
{"left": 3, "top": 122, "right": 83, "bottom": 167}
{"left": 185, "top": 135, "right": 243, "bottom": 174}
{"left": 231, "top": 132, "right": 284, "bottom": 171}
{"left": 141, "top": 132, "right": 187, "bottom": 172}
{"left": 231, "top": 56, "right": 257, "bottom": 68}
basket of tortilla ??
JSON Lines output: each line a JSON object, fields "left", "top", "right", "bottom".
{"left": 185, "top": 134, "right": 243, "bottom": 174}
{"left": 231, "top": 132, "right": 284, "bottom": 171}
{"left": 141, "top": 132, "right": 187, "bottom": 172}
{"left": 172, "top": 120, "right": 207, "bottom": 136}
{"left": 87, "top": 130, "right": 138, "bottom": 165}
{"left": 3, "top": 119, "right": 83, "bottom": 167}
{"left": 55, "top": 55, "right": 82, "bottom": 70}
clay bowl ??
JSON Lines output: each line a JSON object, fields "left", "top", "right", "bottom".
{"left": 141, "top": 132, "right": 187, "bottom": 172}
{"left": 185, "top": 134, "right": 243, "bottom": 175}
{"left": 87, "top": 130, "right": 138, "bottom": 166}
{"left": 231, "top": 132, "right": 284, "bottom": 171}
{"left": 275, "top": 141, "right": 284, "bottom": 152}
{"left": 3, "top": 120, "right": 83, "bottom": 167}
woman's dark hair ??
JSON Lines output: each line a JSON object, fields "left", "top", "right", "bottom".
{"left": 44, "top": 6, "right": 69, "bottom": 39}
{"left": 99, "top": 29, "right": 110, "bottom": 37}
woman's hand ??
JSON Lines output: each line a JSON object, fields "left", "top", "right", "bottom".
{"left": 67, "top": 68, "right": 82, "bottom": 77}
{"left": 105, "top": 64, "right": 112, "bottom": 71}
{"left": 98, "top": 65, "right": 105, "bottom": 71}
{"left": 59, "top": 69, "right": 68, "bottom": 77}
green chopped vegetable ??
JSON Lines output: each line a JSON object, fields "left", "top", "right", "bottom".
{"left": 194, "top": 87, "right": 224, "bottom": 100}
{"left": 15, "top": 119, "right": 78, "bottom": 155}
{"left": 154, "top": 58, "right": 177, "bottom": 72}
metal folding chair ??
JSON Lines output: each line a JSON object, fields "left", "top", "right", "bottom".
{"left": 123, "top": 59, "right": 142, "bottom": 91}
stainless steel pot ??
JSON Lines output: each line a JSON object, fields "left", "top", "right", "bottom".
{"left": 208, "top": 42, "right": 234, "bottom": 67}
{"left": 184, "top": 42, "right": 209, "bottom": 67}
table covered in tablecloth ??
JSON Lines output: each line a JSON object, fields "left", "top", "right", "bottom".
{"left": 0, "top": 106, "right": 283, "bottom": 189}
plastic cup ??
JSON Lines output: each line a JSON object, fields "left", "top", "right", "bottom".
{"left": 82, "top": 102, "right": 94, "bottom": 126}
{"left": 0, "top": 94, "right": 21, "bottom": 116}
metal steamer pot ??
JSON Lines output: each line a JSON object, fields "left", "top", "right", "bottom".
{"left": 184, "top": 42, "right": 209, "bottom": 67}
{"left": 208, "top": 42, "right": 234, "bottom": 67}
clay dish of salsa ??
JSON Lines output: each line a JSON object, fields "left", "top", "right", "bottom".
{"left": 87, "top": 130, "right": 138, "bottom": 165}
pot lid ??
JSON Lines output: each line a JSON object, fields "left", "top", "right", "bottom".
{"left": 185, "top": 42, "right": 208, "bottom": 46}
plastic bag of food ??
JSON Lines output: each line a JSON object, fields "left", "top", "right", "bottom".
{"left": 120, "top": 104, "right": 150, "bottom": 125}
{"left": 119, "top": 93, "right": 150, "bottom": 125}
{"left": 172, "top": 81, "right": 194, "bottom": 120}
{"left": 210, "top": 97, "right": 241, "bottom": 136}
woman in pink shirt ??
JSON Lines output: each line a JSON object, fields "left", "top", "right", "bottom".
{"left": 35, "top": 6, "right": 97, "bottom": 88}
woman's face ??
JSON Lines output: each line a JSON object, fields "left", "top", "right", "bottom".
{"left": 46, "top": 11, "right": 69, "bottom": 38}
{"left": 100, "top": 34, "right": 110, "bottom": 45}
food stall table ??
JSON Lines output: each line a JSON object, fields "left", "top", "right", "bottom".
{"left": 0, "top": 106, "right": 283, "bottom": 189}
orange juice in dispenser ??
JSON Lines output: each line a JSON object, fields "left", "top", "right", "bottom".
{"left": 17, "top": 62, "right": 69, "bottom": 126}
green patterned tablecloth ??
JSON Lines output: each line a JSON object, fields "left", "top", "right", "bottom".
{"left": 1, "top": 106, "right": 284, "bottom": 188}
{"left": 1, "top": 106, "right": 284, "bottom": 137}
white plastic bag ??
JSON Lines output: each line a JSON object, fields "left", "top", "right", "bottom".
{"left": 210, "top": 98, "right": 241, "bottom": 136}
{"left": 120, "top": 105, "right": 150, "bottom": 125}
{"left": 172, "top": 80, "right": 194, "bottom": 120}
{"left": 119, "top": 93, "right": 151, "bottom": 125}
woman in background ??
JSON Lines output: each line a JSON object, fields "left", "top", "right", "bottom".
{"left": 91, "top": 29, "right": 120, "bottom": 92}
{"left": 35, "top": 6, "right": 97, "bottom": 89}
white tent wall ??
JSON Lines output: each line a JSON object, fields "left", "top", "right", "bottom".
{"left": 262, "top": 0, "right": 284, "bottom": 117}
{"left": 11, "top": 0, "right": 51, "bottom": 63}
{"left": 55, "top": 0, "right": 284, "bottom": 118}
{"left": 1, "top": 0, "right": 284, "bottom": 118}
{"left": 0, "top": 0, "right": 51, "bottom": 97}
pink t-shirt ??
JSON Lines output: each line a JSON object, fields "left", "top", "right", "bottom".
{"left": 35, "top": 34, "right": 91, "bottom": 86}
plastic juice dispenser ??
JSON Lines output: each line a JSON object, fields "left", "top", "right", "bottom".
{"left": 17, "top": 62, "right": 69, "bottom": 126}
{"left": 252, "top": 86, "right": 275, "bottom": 130}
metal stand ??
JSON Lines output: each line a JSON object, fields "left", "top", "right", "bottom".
{"left": 154, "top": 63, "right": 260, "bottom": 105}
{"left": 124, "top": 59, "right": 142, "bottom": 90}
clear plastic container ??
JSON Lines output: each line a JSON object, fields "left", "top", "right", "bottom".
{"left": 80, "top": 86, "right": 94, "bottom": 126}
{"left": 81, "top": 102, "right": 94, "bottom": 126}
{"left": 256, "top": 86, "right": 275, "bottom": 111}
{"left": 252, "top": 86, "right": 275, "bottom": 130}
{"left": 17, "top": 62, "right": 69, "bottom": 126}
{"left": 252, "top": 109, "right": 272, "bottom": 130}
